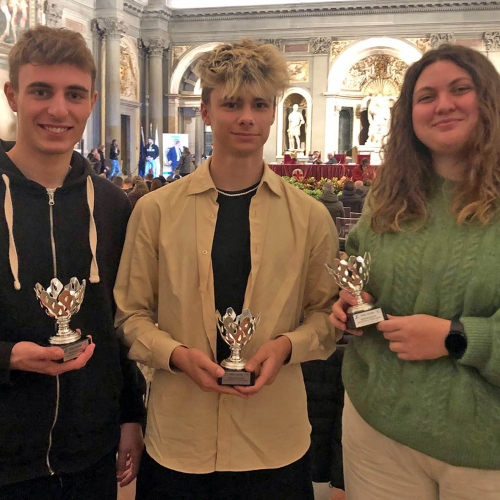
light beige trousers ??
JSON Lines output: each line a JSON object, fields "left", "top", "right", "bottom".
{"left": 343, "top": 394, "right": 500, "bottom": 500}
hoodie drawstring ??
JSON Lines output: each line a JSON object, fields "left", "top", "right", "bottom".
{"left": 2, "top": 174, "right": 21, "bottom": 290}
{"left": 1, "top": 174, "right": 100, "bottom": 290}
{"left": 86, "top": 176, "right": 100, "bottom": 283}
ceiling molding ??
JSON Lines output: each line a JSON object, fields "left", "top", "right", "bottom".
{"left": 169, "top": 1, "right": 500, "bottom": 21}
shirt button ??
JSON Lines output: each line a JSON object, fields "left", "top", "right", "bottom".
{"left": 222, "top": 398, "right": 228, "bottom": 405}
{"left": 202, "top": 250, "right": 208, "bottom": 255}
{"left": 209, "top": 214, "right": 214, "bottom": 219}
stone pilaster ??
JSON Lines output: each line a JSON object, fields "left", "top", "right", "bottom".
{"left": 95, "top": 18, "right": 126, "bottom": 153}
{"left": 44, "top": 2, "right": 62, "bottom": 28}
{"left": 144, "top": 38, "right": 169, "bottom": 168}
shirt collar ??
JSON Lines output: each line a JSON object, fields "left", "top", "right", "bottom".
{"left": 187, "top": 157, "right": 282, "bottom": 197}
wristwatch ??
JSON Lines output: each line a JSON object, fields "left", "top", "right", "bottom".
{"left": 445, "top": 315, "right": 467, "bottom": 359}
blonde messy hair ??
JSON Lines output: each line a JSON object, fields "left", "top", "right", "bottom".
{"left": 196, "top": 39, "right": 289, "bottom": 104}
{"left": 370, "top": 44, "right": 500, "bottom": 233}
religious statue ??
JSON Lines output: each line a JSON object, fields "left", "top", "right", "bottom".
{"left": 287, "top": 104, "right": 305, "bottom": 151}
{"left": 365, "top": 94, "right": 393, "bottom": 146}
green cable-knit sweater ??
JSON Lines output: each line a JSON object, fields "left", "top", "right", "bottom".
{"left": 343, "top": 177, "right": 500, "bottom": 470}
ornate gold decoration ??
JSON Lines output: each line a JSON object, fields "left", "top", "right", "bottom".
{"left": 120, "top": 37, "right": 139, "bottom": 100}
{"left": 287, "top": 61, "right": 309, "bottom": 83}
{"left": 407, "top": 37, "right": 431, "bottom": 53}
{"left": 342, "top": 54, "right": 408, "bottom": 92}
{"left": 330, "top": 41, "right": 352, "bottom": 62}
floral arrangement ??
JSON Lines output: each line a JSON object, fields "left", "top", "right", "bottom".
{"left": 283, "top": 174, "right": 347, "bottom": 200}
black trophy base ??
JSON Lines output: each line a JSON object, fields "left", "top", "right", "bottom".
{"left": 218, "top": 369, "right": 255, "bottom": 387}
{"left": 346, "top": 307, "right": 387, "bottom": 330}
{"left": 48, "top": 337, "right": 91, "bottom": 363}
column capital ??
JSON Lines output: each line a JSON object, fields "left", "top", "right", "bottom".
{"left": 429, "top": 33, "right": 454, "bottom": 48}
{"left": 143, "top": 38, "right": 170, "bottom": 57}
{"left": 44, "top": 2, "right": 63, "bottom": 28}
{"left": 310, "top": 37, "right": 333, "bottom": 55}
{"left": 93, "top": 18, "right": 126, "bottom": 41}
{"left": 483, "top": 32, "right": 500, "bottom": 51}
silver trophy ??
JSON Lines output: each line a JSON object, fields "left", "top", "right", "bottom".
{"left": 326, "top": 252, "right": 386, "bottom": 329}
{"left": 216, "top": 307, "right": 260, "bottom": 386}
{"left": 34, "top": 278, "right": 90, "bottom": 362}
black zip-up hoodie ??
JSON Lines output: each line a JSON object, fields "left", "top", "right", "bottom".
{"left": 0, "top": 140, "right": 145, "bottom": 486}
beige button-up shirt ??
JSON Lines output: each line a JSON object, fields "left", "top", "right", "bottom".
{"left": 114, "top": 159, "right": 339, "bottom": 473}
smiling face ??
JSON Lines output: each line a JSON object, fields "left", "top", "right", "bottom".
{"left": 4, "top": 63, "right": 97, "bottom": 158}
{"left": 412, "top": 60, "right": 479, "bottom": 164}
{"left": 201, "top": 85, "right": 275, "bottom": 160}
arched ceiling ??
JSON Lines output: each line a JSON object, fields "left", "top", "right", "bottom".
{"left": 167, "top": 0, "right": 343, "bottom": 8}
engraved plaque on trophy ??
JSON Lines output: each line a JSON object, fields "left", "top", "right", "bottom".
{"left": 34, "top": 278, "right": 90, "bottom": 362}
{"left": 216, "top": 307, "right": 259, "bottom": 386}
{"left": 326, "top": 252, "right": 386, "bottom": 329}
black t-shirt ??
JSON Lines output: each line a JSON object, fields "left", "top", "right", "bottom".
{"left": 212, "top": 183, "right": 259, "bottom": 363}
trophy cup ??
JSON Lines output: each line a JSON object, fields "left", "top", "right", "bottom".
{"left": 326, "top": 252, "right": 386, "bottom": 329}
{"left": 216, "top": 307, "right": 260, "bottom": 386}
{"left": 34, "top": 277, "right": 90, "bottom": 362}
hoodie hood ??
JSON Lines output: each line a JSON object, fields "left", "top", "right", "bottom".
{"left": 0, "top": 139, "right": 100, "bottom": 290}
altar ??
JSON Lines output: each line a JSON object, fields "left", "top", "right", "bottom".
{"left": 268, "top": 163, "right": 355, "bottom": 180}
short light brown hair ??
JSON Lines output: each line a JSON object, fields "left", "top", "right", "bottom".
{"left": 8, "top": 25, "right": 97, "bottom": 92}
{"left": 196, "top": 39, "right": 289, "bottom": 105}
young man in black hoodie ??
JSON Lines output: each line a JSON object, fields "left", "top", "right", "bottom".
{"left": 0, "top": 25, "right": 144, "bottom": 499}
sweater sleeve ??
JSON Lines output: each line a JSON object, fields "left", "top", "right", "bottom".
{"left": 458, "top": 312, "right": 500, "bottom": 388}
{"left": 0, "top": 341, "right": 14, "bottom": 385}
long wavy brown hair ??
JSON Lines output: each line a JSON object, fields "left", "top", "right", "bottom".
{"left": 370, "top": 44, "right": 500, "bottom": 233}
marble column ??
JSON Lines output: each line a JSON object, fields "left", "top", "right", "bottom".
{"left": 194, "top": 107, "right": 204, "bottom": 166}
{"left": 145, "top": 38, "right": 168, "bottom": 174}
{"left": 43, "top": 2, "right": 62, "bottom": 27}
{"left": 96, "top": 18, "right": 125, "bottom": 154}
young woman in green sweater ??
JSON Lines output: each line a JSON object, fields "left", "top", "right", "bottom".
{"left": 330, "top": 44, "right": 500, "bottom": 499}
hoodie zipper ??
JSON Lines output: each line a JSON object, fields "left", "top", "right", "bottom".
{"left": 45, "top": 187, "right": 59, "bottom": 476}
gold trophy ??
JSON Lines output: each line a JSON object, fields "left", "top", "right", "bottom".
{"left": 326, "top": 252, "right": 386, "bottom": 329}
{"left": 216, "top": 308, "right": 259, "bottom": 386}
{"left": 34, "top": 278, "right": 89, "bottom": 362}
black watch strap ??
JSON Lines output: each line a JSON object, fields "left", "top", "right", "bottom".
{"left": 445, "top": 315, "right": 467, "bottom": 359}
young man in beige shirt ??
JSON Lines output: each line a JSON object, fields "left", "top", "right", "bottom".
{"left": 114, "top": 39, "right": 339, "bottom": 500}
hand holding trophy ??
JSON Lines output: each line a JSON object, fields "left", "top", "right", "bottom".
{"left": 326, "top": 252, "right": 386, "bottom": 329}
{"left": 34, "top": 277, "right": 90, "bottom": 362}
{"left": 216, "top": 307, "right": 260, "bottom": 386}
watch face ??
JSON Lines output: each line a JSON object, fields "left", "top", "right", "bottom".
{"left": 446, "top": 332, "right": 467, "bottom": 357}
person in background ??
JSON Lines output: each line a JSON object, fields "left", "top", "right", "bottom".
{"left": 87, "top": 147, "right": 101, "bottom": 175}
{"left": 177, "top": 146, "right": 194, "bottom": 177}
{"left": 330, "top": 44, "right": 500, "bottom": 499}
{"left": 98, "top": 143, "right": 108, "bottom": 176}
{"left": 0, "top": 25, "right": 144, "bottom": 499}
{"left": 127, "top": 179, "right": 149, "bottom": 209}
{"left": 150, "top": 178, "right": 163, "bottom": 191}
{"left": 112, "top": 176, "right": 124, "bottom": 189}
{"left": 319, "top": 182, "right": 344, "bottom": 224}
{"left": 114, "top": 38, "right": 338, "bottom": 500}
{"left": 351, "top": 158, "right": 368, "bottom": 182}
{"left": 339, "top": 180, "right": 363, "bottom": 214}
{"left": 109, "top": 139, "right": 120, "bottom": 177}
{"left": 312, "top": 150, "right": 322, "bottom": 164}
{"left": 122, "top": 176, "right": 133, "bottom": 194}
{"left": 144, "top": 172, "right": 154, "bottom": 191}
{"left": 325, "top": 153, "right": 339, "bottom": 164}
{"left": 353, "top": 180, "right": 369, "bottom": 207}
{"left": 144, "top": 138, "right": 160, "bottom": 177}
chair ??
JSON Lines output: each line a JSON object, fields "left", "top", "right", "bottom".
{"left": 334, "top": 153, "right": 346, "bottom": 164}
{"left": 357, "top": 154, "right": 370, "bottom": 165}
{"left": 350, "top": 212, "right": 362, "bottom": 219}
{"left": 343, "top": 207, "right": 351, "bottom": 217}
{"left": 336, "top": 217, "right": 359, "bottom": 240}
